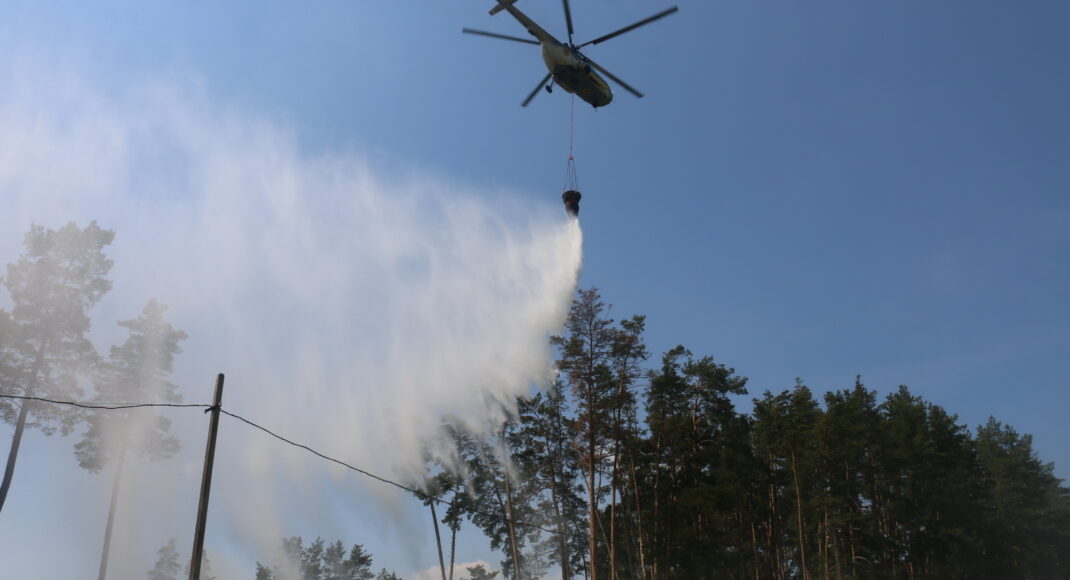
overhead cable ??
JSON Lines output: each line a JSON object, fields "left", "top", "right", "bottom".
{"left": 0, "top": 393, "right": 580, "bottom": 541}
{"left": 0, "top": 393, "right": 210, "bottom": 411}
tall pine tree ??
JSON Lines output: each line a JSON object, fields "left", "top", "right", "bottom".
{"left": 0, "top": 221, "right": 114, "bottom": 513}
{"left": 551, "top": 288, "right": 620, "bottom": 580}
{"left": 75, "top": 299, "right": 186, "bottom": 580}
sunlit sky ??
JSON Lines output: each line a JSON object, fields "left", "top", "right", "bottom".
{"left": 1, "top": 0, "right": 1068, "bottom": 578}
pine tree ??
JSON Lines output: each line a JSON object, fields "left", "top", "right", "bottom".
{"left": 302, "top": 538, "right": 326, "bottom": 580}
{"left": 345, "top": 544, "right": 376, "bottom": 580}
{"left": 976, "top": 417, "right": 1070, "bottom": 578}
{"left": 147, "top": 538, "right": 182, "bottom": 580}
{"left": 466, "top": 564, "right": 500, "bottom": 579}
{"left": 753, "top": 382, "right": 820, "bottom": 580}
{"left": 261, "top": 536, "right": 377, "bottom": 580}
{"left": 513, "top": 382, "right": 586, "bottom": 579}
{"left": 551, "top": 288, "right": 619, "bottom": 580}
{"left": 0, "top": 310, "right": 18, "bottom": 426}
{"left": 604, "top": 315, "right": 647, "bottom": 580}
{"left": 444, "top": 419, "right": 543, "bottom": 579}
{"left": 645, "top": 346, "right": 750, "bottom": 578}
{"left": 74, "top": 300, "right": 186, "bottom": 580}
{"left": 814, "top": 378, "right": 881, "bottom": 578}
{"left": 1, "top": 221, "right": 114, "bottom": 513}
{"left": 322, "top": 540, "right": 349, "bottom": 580}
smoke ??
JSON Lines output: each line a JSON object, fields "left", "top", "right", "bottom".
{"left": 0, "top": 58, "right": 582, "bottom": 576}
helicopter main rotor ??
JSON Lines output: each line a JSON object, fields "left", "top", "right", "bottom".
{"left": 462, "top": 0, "right": 678, "bottom": 106}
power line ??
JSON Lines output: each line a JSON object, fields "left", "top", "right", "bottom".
{"left": 219, "top": 408, "right": 422, "bottom": 498}
{"left": 0, "top": 393, "right": 210, "bottom": 411}
{"left": 0, "top": 393, "right": 581, "bottom": 543}
{"left": 219, "top": 408, "right": 578, "bottom": 541}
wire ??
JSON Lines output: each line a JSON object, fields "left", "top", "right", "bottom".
{"left": 569, "top": 94, "right": 575, "bottom": 160}
{"left": 219, "top": 408, "right": 418, "bottom": 497}
{"left": 0, "top": 393, "right": 210, "bottom": 411}
{"left": 219, "top": 408, "right": 578, "bottom": 541}
{"left": 0, "top": 393, "right": 580, "bottom": 542}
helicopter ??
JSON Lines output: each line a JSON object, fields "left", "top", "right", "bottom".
{"left": 463, "top": 0, "right": 678, "bottom": 108}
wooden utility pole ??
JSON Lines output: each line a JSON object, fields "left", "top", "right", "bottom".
{"left": 96, "top": 445, "right": 128, "bottom": 580}
{"left": 189, "top": 373, "right": 224, "bottom": 580}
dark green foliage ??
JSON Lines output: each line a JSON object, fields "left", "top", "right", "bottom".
{"left": 424, "top": 287, "right": 1068, "bottom": 579}
{"left": 642, "top": 346, "right": 752, "bottom": 578}
{"left": 975, "top": 418, "right": 1070, "bottom": 578}
{"left": 465, "top": 564, "right": 500, "bottom": 579}
{"left": 444, "top": 419, "right": 545, "bottom": 579}
{"left": 549, "top": 288, "right": 649, "bottom": 580}
{"left": 512, "top": 381, "right": 587, "bottom": 579}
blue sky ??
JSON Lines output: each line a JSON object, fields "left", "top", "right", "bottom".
{"left": 1, "top": 0, "right": 1068, "bottom": 577}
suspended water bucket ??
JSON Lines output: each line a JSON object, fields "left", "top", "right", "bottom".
{"left": 562, "top": 190, "right": 582, "bottom": 216}
{"left": 562, "top": 155, "right": 581, "bottom": 216}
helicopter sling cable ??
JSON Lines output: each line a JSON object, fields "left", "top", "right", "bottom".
{"left": 562, "top": 95, "right": 582, "bottom": 216}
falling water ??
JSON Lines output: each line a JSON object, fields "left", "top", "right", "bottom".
{"left": 0, "top": 62, "right": 583, "bottom": 577}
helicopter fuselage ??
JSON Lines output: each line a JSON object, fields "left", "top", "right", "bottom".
{"left": 540, "top": 41, "right": 613, "bottom": 108}
{"left": 469, "top": 0, "right": 676, "bottom": 107}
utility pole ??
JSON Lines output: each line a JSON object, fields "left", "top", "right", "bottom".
{"left": 189, "top": 373, "right": 224, "bottom": 580}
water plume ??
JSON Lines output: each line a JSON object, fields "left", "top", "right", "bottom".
{"left": 0, "top": 57, "right": 582, "bottom": 576}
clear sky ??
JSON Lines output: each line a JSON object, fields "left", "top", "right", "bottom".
{"left": 1, "top": 0, "right": 1068, "bottom": 578}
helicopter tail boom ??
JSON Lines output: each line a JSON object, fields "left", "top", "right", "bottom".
{"left": 489, "top": 0, "right": 519, "bottom": 16}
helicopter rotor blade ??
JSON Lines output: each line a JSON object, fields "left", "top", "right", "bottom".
{"left": 577, "top": 6, "right": 679, "bottom": 48}
{"left": 584, "top": 56, "right": 644, "bottom": 98}
{"left": 522, "top": 73, "right": 554, "bottom": 107}
{"left": 562, "top": 0, "right": 575, "bottom": 46}
{"left": 462, "top": 28, "right": 540, "bottom": 45}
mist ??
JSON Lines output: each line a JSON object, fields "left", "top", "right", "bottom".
{"left": 0, "top": 59, "right": 582, "bottom": 578}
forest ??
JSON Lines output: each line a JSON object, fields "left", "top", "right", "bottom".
{"left": 419, "top": 288, "right": 1070, "bottom": 580}
{"left": 1, "top": 222, "right": 1068, "bottom": 580}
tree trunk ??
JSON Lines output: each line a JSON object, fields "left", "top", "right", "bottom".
{"left": 430, "top": 502, "right": 447, "bottom": 580}
{"left": 767, "top": 455, "right": 785, "bottom": 580}
{"left": 650, "top": 435, "right": 662, "bottom": 580}
{"left": 549, "top": 472, "right": 571, "bottom": 580}
{"left": 587, "top": 404, "right": 598, "bottom": 580}
{"left": 629, "top": 457, "right": 647, "bottom": 580}
{"left": 609, "top": 470, "right": 617, "bottom": 580}
{"left": 503, "top": 470, "right": 522, "bottom": 579}
{"left": 823, "top": 510, "right": 831, "bottom": 580}
{"left": 0, "top": 344, "right": 45, "bottom": 514}
{"left": 791, "top": 449, "right": 810, "bottom": 580}
{"left": 750, "top": 520, "right": 760, "bottom": 580}
{"left": 448, "top": 522, "right": 457, "bottom": 580}
{"left": 0, "top": 398, "right": 31, "bottom": 513}
{"left": 97, "top": 445, "right": 128, "bottom": 580}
